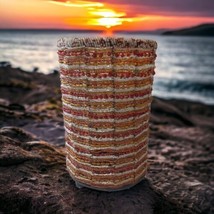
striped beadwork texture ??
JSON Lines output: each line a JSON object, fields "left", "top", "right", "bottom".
{"left": 57, "top": 38, "right": 157, "bottom": 191}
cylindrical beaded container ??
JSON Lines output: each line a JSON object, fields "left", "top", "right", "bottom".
{"left": 57, "top": 37, "right": 157, "bottom": 191}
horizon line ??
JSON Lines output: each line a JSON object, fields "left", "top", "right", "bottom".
{"left": 0, "top": 23, "right": 213, "bottom": 33}
{"left": 0, "top": 28, "right": 164, "bottom": 32}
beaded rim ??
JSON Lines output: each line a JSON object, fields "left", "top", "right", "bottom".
{"left": 57, "top": 37, "right": 157, "bottom": 49}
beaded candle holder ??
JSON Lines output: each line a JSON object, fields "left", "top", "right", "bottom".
{"left": 57, "top": 37, "right": 157, "bottom": 191}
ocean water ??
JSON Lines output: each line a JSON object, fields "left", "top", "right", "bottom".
{"left": 0, "top": 30, "right": 214, "bottom": 104}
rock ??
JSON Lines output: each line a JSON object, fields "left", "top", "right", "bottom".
{"left": 162, "top": 24, "right": 214, "bottom": 37}
{"left": 52, "top": 69, "right": 59, "bottom": 75}
{"left": 0, "top": 66, "right": 214, "bottom": 213}
{"left": 0, "top": 127, "right": 179, "bottom": 214}
{"left": 0, "top": 61, "right": 11, "bottom": 67}
{"left": 151, "top": 98, "right": 194, "bottom": 126}
{"left": 23, "top": 120, "right": 65, "bottom": 146}
{"left": 0, "top": 122, "right": 214, "bottom": 213}
{"left": 148, "top": 125, "right": 214, "bottom": 214}
{"left": 0, "top": 98, "right": 9, "bottom": 106}
{"left": 0, "top": 66, "right": 60, "bottom": 104}
{"left": 32, "top": 67, "right": 39, "bottom": 73}
{"left": 8, "top": 103, "right": 25, "bottom": 111}
{"left": 0, "top": 100, "right": 64, "bottom": 146}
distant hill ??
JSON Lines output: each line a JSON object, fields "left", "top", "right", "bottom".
{"left": 163, "top": 23, "right": 214, "bottom": 36}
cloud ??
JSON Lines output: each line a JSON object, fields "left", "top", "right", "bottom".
{"left": 48, "top": 0, "right": 103, "bottom": 8}
{"left": 98, "top": 0, "right": 214, "bottom": 17}
{"left": 48, "top": 0, "right": 214, "bottom": 17}
{"left": 48, "top": 0, "right": 132, "bottom": 28}
{"left": 48, "top": 0, "right": 214, "bottom": 29}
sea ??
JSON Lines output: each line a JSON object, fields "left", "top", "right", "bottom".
{"left": 0, "top": 30, "right": 214, "bottom": 105}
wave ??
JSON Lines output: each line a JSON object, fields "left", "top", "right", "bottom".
{"left": 153, "top": 78, "right": 214, "bottom": 104}
{"left": 155, "top": 78, "right": 214, "bottom": 95}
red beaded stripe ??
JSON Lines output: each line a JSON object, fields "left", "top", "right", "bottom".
{"left": 63, "top": 105, "right": 150, "bottom": 119}
{"left": 60, "top": 68, "right": 155, "bottom": 78}
{"left": 57, "top": 49, "right": 156, "bottom": 57}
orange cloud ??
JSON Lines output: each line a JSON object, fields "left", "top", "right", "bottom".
{"left": 49, "top": 0, "right": 134, "bottom": 28}
{"left": 48, "top": 0, "right": 103, "bottom": 8}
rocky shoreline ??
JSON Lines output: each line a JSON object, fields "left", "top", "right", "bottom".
{"left": 0, "top": 63, "right": 214, "bottom": 213}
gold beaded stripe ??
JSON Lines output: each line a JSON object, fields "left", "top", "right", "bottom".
{"left": 66, "top": 159, "right": 147, "bottom": 187}
{"left": 66, "top": 143, "right": 147, "bottom": 167}
{"left": 63, "top": 58, "right": 112, "bottom": 66}
{"left": 63, "top": 105, "right": 150, "bottom": 120}
{"left": 67, "top": 162, "right": 134, "bottom": 184}
{"left": 66, "top": 158, "right": 147, "bottom": 183}
{"left": 66, "top": 175, "right": 134, "bottom": 190}
{"left": 58, "top": 37, "right": 157, "bottom": 190}
{"left": 60, "top": 76, "right": 153, "bottom": 89}
{"left": 59, "top": 48, "right": 156, "bottom": 58}
{"left": 62, "top": 96, "right": 151, "bottom": 109}
{"left": 61, "top": 57, "right": 155, "bottom": 66}
{"left": 63, "top": 112, "right": 150, "bottom": 129}
{"left": 62, "top": 77, "right": 153, "bottom": 90}
{"left": 66, "top": 150, "right": 147, "bottom": 175}
{"left": 65, "top": 120, "right": 145, "bottom": 132}
{"left": 68, "top": 152, "right": 147, "bottom": 174}
{"left": 62, "top": 96, "right": 151, "bottom": 110}
{"left": 66, "top": 137, "right": 149, "bottom": 159}
{"left": 66, "top": 164, "right": 147, "bottom": 190}
{"left": 58, "top": 47, "right": 155, "bottom": 56}
{"left": 69, "top": 171, "right": 147, "bottom": 190}
{"left": 62, "top": 98, "right": 149, "bottom": 110}
{"left": 61, "top": 88, "right": 152, "bottom": 99}
{"left": 62, "top": 90, "right": 151, "bottom": 101}
{"left": 65, "top": 122, "right": 149, "bottom": 139}
{"left": 66, "top": 161, "right": 147, "bottom": 184}
{"left": 67, "top": 139, "right": 147, "bottom": 158}
{"left": 66, "top": 129, "right": 149, "bottom": 148}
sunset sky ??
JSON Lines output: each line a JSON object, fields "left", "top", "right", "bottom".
{"left": 0, "top": 0, "right": 214, "bottom": 31}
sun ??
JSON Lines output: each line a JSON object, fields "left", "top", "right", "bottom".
{"left": 97, "top": 17, "right": 122, "bottom": 28}
{"left": 88, "top": 9, "right": 127, "bottom": 28}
